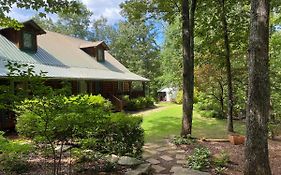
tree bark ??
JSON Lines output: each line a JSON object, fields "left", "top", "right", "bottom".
{"left": 219, "top": 0, "right": 234, "bottom": 132}
{"left": 181, "top": 0, "right": 193, "bottom": 136}
{"left": 244, "top": 0, "right": 271, "bottom": 174}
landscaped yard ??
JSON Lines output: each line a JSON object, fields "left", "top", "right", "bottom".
{"left": 141, "top": 103, "right": 246, "bottom": 142}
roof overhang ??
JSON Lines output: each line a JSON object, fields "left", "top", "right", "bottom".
{"left": 80, "top": 41, "right": 109, "bottom": 50}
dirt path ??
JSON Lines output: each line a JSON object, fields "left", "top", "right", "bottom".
{"left": 131, "top": 104, "right": 170, "bottom": 116}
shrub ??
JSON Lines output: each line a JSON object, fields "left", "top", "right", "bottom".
{"left": 16, "top": 94, "right": 110, "bottom": 175}
{"left": 187, "top": 147, "right": 211, "bottom": 171}
{"left": 124, "top": 96, "right": 155, "bottom": 111}
{"left": 0, "top": 132, "right": 32, "bottom": 174}
{"left": 213, "top": 150, "right": 230, "bottom": 167}
{"left": 82, "top": 113, "right": 144, "bottom": 157}
{"left": 172, "top": 135, "right": 196, "bottom": 145}
{"left": 0, "top": 153, "right": 29, "bottom": 174}
{"left": 175, "top": 90, "right": 183, "bottom": 104}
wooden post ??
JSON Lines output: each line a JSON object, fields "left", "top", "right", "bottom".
{"left": 129, "top": 82, "right": 132, "bottom": 97}
{"left": 142, "top": 82, "right": 146, "bottom": 97}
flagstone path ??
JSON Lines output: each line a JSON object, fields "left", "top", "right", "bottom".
{"left": 142, "top": 139, "right": 210, "bottom": 175}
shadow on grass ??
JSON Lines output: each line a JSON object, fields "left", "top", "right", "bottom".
{"left": 143, "top": 115, "right": 181, "bottom": 143}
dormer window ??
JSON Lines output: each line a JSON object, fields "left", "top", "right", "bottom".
{"left": 0, "top": 20, "right": 45, "bottom": 52}
{"left": 80, "top": 41, "right": 109, "bottom": 62}
{"left": 97, "top": 48, "right": 105, "bottom": 62}
{"left": 22, "top": 31, "right": 35, "bottom": 50}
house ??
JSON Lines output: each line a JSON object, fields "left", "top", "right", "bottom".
{"left": 157, "top": 87, "right": 178, "bottom": 102}
{"left": 0, "top": 20, "right": 148, "bottom": 130}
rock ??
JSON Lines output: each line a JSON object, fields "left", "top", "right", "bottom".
{"left": 125, "top": 163, "right": 152, "bottom": 175}
{"left": 170, "top": 166, "right": 210, "bottom": 175}
{"left": 55, "top": 145, "right": 72, "bottom": 153}
{"left": 118, "top": 156, "right": 143, "bottom": 166}
{"left": 104, "top": 154, "right": 119, "bottom": 163}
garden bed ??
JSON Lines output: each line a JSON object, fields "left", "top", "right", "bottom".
{"left": 178, "top": 137, "right": 281, "bottom": 175}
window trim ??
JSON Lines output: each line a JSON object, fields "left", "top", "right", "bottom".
{"left": 97, "top": 48, "right": 105, "bottom": 62}
{"left": 21, "top": 31, "right": 36, "bottom": 52}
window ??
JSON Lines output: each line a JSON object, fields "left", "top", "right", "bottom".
{"left": 97, "top": 48, "right": 104, "bottom": 62}
{"left": 21, "top": 31, "right": 35, "bottom": 51}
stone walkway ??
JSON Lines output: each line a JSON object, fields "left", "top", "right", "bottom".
{"left": 143, "top": 139, "right": 210, "bottom": 175}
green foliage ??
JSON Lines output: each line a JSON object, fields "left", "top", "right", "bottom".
{"left": 213, "top": 151, "right": 230, "bottom": 167}
{"left": 110, "top": 21, "right": 161, "bottom": 96}
{"left": 172, "top": 135, "right": 196, "bottom": 145}
{"left": 0, "top": 153, "right": 29, "bottom": 174}
{"left": 124, "top": 96, "right": 155, "bottom": 111}
{"left": 0, "top": 132, "right": 32, "bottom": 174}
{"left": 33, "top": 2, "right": 92, "bottom": 39}
{"left": 82, "top": 113, "right": 144, "bottom": 157}
{"left": 0, "top": 0, "right": 80, "bottom": 28}
{"left": 175, "top": 90, "right": 183, "bottom": 104}
{"left": 194, "top": 92, "right": 225, "bottom": 119}
{"left": 187, "top": 147, "right": 211, "bottom": 171}
{"left": 214, "top": 167, "right": 227, "bottom": 175}
{"left": 159, "top": 16, "right": 182, "bottom": 87}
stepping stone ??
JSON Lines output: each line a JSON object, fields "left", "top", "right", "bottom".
{"left": 176, "top": 160, "right": 186, "bottom": 165}
{"left": 145, "top": 149, "right": 158, "bottom": 155}
{"left": 176, "top": 150, "right": 185, "bottom": 153}
{"left": 160, "top": 155, "right": 173, "bottom": 161}
{"left": 146, "top": 158, "right": 160, "bottom": 165}
{"left": 168, "top": 151, "right": 176, "bottom": 154}
{"left": 118, "top": 156, "right": 143, "bottom": 166}
{"left": 145, "top": 143, "right": 161, "bottom": 149}
{"left": 125, "top": 163, "right": 152, "bottom": 175}
{"left": 171, "top": 166, "right": 210, "bottom": 175}
{"left": 152, "top": 165, "right": 166, "bottom": 173}
{"left": 156, "top": 147, "right": 169, "bottom": 152}
{"left": 176, "top": 154, "right": 186, "bottom": 160}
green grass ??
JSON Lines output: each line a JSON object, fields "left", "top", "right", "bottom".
{"left": 142, "top": 103, "right": 245, "bottom": 143}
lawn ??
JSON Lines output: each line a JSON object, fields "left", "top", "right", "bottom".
{"left": 141, "top": 103, "right": 245, "bottom": 143}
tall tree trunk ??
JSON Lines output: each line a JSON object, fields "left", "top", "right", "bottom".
{"left": 181, "top": 0, "right": 196, "bottom": 137}
{"left": 244, "top": 0, "right": 271, "bottom": 174}
{"left": 219, "top": 0, "right": 234, "bottom": 132}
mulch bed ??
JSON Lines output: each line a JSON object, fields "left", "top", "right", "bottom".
{"left": 179, "top": 137, "right": 281, "bottom": 175}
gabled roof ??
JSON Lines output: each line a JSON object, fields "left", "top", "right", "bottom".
{"left": 0, "top": 30, "right": 148, "bottom": 81}
{"left": 80, "top": 41, "right": 109, "bottom": 50}
{"left": 23, "top": 20, "right": 46, "bottom": 35}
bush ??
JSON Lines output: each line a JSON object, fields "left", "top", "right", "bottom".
{"left": 82, "top": 113, "right": 144, "bottom": 157}
{"left": 0, "top": 132, "right": 32, "bottom": 174}
{"left": 124, "top": 96, "right": 155, "bottom": 111}
{"left": 187, "top": 147, "right": 211, "bottom": 171}
{"left": 0, "top": 153, "right": 29, "bottom": 174}
{"left": 175, "top": 90, "right": 183, "bottom": 104}
{"left": 213, "top": 150, "right": 230, "bottom": 167}
{"left": 172, "top": 135, "right": 196, "bottom": 145}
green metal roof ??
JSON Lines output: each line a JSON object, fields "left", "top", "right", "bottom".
{"left": 0, "top": 31, "right": 148, "bottom": 81}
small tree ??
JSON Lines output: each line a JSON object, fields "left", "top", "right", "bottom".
{"left": 17, "top": 94, "right": 110, "bottom": 175}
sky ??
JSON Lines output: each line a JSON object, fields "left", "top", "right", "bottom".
{"left": 9, "top": 0, "right": 126, "bottom": 24}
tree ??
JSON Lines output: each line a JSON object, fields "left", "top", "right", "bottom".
{"left": 121, "top": 0, "right": 197, "bottom": 136}
{"left": 218, "top": 0, "right": 234, "bottom": 132}
{"left": 90, "top": 17, "right": 117, "bottom": 45}
{"left": 33, "top": 2, "right": 92, "bottom": 39}
{"left": 160, "top": 17, "right": 182, "bottom": 87}
{"left": 0, "top": 0, "right": 80, "bottom": 28}
{"left": 244, "top": 0, "right": 271, "bottom": 174}
{"left": 181, "top": 0, "right": 197, "bottom": 136}
{"left": 109, "top": 21, "right": 160, "bottom": 96}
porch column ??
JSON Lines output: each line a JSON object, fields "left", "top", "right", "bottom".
{"left": 129, "top": 82, "right": 132, "bottom": 97}
{"left": 142, "top": 82, "right": 146, "bottom": 97}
